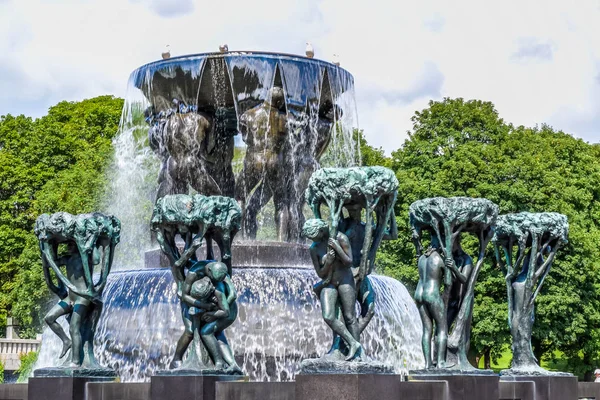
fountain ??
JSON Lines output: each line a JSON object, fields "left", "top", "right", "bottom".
{"left": 6, "top": 51, "right": 584, "bottom": 400}
{"left": 33, "top": 51, "right": 425, "bottom": 383}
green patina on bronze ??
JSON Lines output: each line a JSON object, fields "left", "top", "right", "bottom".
{"left": 306, "top": 166, "right": 398, "bottom": 280}
{"left": 409, "top": 197, "right": 498, "bottom": 372}
{"left": 151, "top": 194, "right": 243, "bottom": 375}
{"left": 493, "top": 212, "right": 569, "bottom": 376}
{"left": 34, "top": 212, "right": 120, "bottom": 373}
{"left": 301, "top": 166, "right": 398, "bottom": 368}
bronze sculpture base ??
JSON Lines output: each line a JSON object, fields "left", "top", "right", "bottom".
{"left": 299, "top": 358, "right": 394, "bottom": 375}
{"left": 33, "top": 367, "right": 117, "bottom": 378}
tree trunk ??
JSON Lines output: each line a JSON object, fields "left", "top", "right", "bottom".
{"left": 484, "top": 348, "right": 491, "bottom": 370}
{"left": 510, "top": 309, "right": 538, "bottom": 370}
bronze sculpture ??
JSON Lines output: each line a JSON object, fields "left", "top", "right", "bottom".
{"left": 34, "top": 212, "right": 120, "bottom": 375}
{"left": 236, "top": 86, "right": 292, "bottom": 240}
{"left": 493, "top": 212, "right": 569, "bottom": 375}
{"left": 300, "top": 166, "right": 398, "bottom": 371}
{"left": 303, "top": 219, "right": 362, "bottom": 360}
{"left": 409, "top": 197, "right": 498, "bottom": 371}
{"left": 151, "top": 194, "right": 242, "bottom": 374}
{"left": 136, "top": 53, "right": 356, "bottom": 243}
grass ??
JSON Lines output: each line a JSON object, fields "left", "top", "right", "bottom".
{"left": 478, "top": 347, "right": 575, "bottom": 376}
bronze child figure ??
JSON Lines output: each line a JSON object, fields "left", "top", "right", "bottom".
{"left": 302, "top": 218, "right": 362, "bottom": 361}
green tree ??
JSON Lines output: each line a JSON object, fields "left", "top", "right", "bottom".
{"left": 0, "top": 96, "right": 123, "bottom": 337}
{"left": 376, "top": 98, "right": 600, "bottom": 375}
{"left": 16, "top": 351, "right": 38, "bottom": 383}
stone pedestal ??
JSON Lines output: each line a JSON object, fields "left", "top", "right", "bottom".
{"left": 295, "top": 374, "right": 401, "bottom": 400}
{"left": 86, "top": 382, "right": 151, "bottom": 400}
{"left": 150, "top": 375, "right": 246, "bottom": 400}
{"left": 500, "top": 375, "right": 577, "bottom": 400}
{"left": 578, "top": 382, "right": 600, "bottom": 399}
{"left": 0, "top": 383, "right": 28, "bottom": 400}
{"left": 28, "top": 377, "right": 115, "bottom": 400}
{"left": 396, "top": 380, "right": 448, "bottom": 399}
{"left": 409, "top": 373, "right": 499, "bottom": 400}
{"left": 498, "top": 380, "right": 535, "bottom": 400}
{"left": 216, "top": 381, "right": 295, "bottom": 400}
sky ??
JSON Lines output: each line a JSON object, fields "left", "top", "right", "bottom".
{"left": 0, "top": 0, "right": 599, "bottom": 152}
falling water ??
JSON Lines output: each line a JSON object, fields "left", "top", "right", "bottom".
{"left": 102, "top": 76, "right": 159, "bottom": 268}
{"left": 102, "top": 52, "right": 360, "bottom": 258}
{"left": 34, "top": 267, "right": 424, "bottom": 381}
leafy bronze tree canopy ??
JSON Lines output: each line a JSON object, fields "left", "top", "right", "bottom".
{"left": 409, "top": 197, "right": 498, "bottom": 234}
{"left": 493, "top": 212, "right": 569, "bottom": 246}
{"left": 151, "top": 194, "right": 241, "bottom": 232}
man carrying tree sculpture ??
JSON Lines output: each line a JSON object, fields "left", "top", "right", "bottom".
{"left": 151, "top": 194, "right": 242, "bottom": 374}
{"left": 34, "top": 212, "right": 120, "bottom": 375}
{"left": 409, "top": 197, "right": 497, "bottom": 372}
{"left": 301, "top": 166, "right": 398, "bottom": 371}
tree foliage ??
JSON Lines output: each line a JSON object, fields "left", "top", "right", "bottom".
{"left": 0, "top": 96, "right": 123, "bottom": 337}
{"left": 370, "top": 98, "right": 600, "bottom": 376}
{"left": 16, "top": 351, "right": 38, "bottom": 383}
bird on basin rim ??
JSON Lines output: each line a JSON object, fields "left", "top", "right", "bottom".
{"left": 162, "top": 45, "right": 171, "bottom": 60}
{"left": 305, "top": 42, "right": 314, "bottom": 58}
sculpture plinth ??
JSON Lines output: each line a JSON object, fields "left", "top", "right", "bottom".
{"left": 151, "top": 374, "right": 246, "bottom": 400}
{"left": 295, "top": 373, "right": 401, "bottom": 400}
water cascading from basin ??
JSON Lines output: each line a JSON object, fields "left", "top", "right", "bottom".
{"left": 104, "top": 52, "right": 361, "bottom": 267}
{"left": 35, "top": 265, "right": 424, "bottom": 381}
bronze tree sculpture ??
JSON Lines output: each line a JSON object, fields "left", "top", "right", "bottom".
{"left": 151, "top": 194, "right": 242, "bottom": 374}
{"left": 409, "top": 197, "right": 497, "bottom": 371}
{"left": 493, "top": 212, "right": 569, "bottom": 375}
{"left": 300, "top": 166, "right": 398, "bottom": 372}
{"left": 34, "top": 212, "right": 120, "bottom": 375}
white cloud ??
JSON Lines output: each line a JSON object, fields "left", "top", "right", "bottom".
{"left": 512, "top": 38, "right": 555, "bottom": 62}
{"left": 0, "top": 0, "right": 599, "bottom": 152}
{"left": 132, "top": 0, "right": 195, "bottom": 17}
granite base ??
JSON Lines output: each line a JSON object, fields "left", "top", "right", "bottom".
{"left": 86, "top": 382, "right": 150, "bottom": 400}
{"left": 216, "top": 381, "right": 295, "bottom": 400}
{"left": 395, "top": 380, "right": 448, "bottom": 400}
{"left": 150, "top": 374, "right": 246, "bottom": 400}
{"left": 0, "top": 383, "right": 27, "bottom": 400}
{"left": 295, "top": 373, "right": 401, "bottom": 400}
{"left": 409, "top": 373, "right": 499, "bottom": 400}
{"left": 33, "top": 367, "right": 117, "bottom": 378}
{"left": 578, "top": 382, "right": 600, "bottom": 399}
{"left": 500, "top": 375, "right": 578, "bottom": 400}
{"left": 498, "top": 380, "right": 535, "bottom": 400}
{"left": 28, "top": 376, "right": 115, "bottom": 400}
